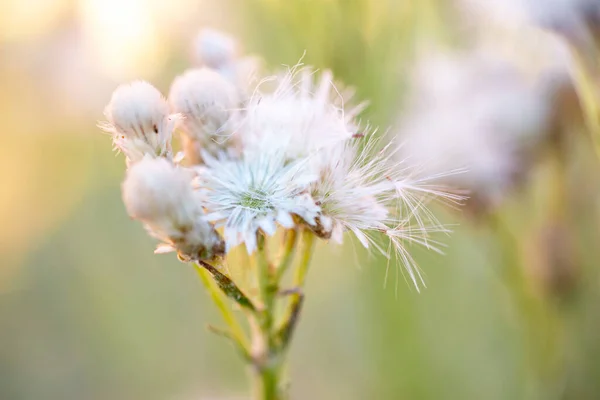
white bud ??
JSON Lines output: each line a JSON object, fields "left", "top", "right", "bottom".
{"left": 169, "top": 68, "right": 239, "bottom": 158}
{"left": 194, "top": 28, "right": 238, "bottom": 69}
{"left": 101, "top": 81, "right": 179, "bottom": 162}
{"left": 122, "top": 157, "right": 224, "bottom": 260}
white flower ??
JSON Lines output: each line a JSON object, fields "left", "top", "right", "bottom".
{"left": 122, "top": 157, "right": 224, "bottom": 260}
{"left": 194, "top": 28, "right": 238, "bottom": 70}
{"left": 195, "top": 151, "right": 320, "bottom": 254}
{"left": 396, "top": 50, "right": 551, "bottom": 208}
{"left": 241, "top": 67, "right": 366, "bottom": 161}
{"left": 169, "top": 67, "right": 240, "bottom": 160}
{"left": 226, "top": 65, "right": 458, "bottom": 288}
{"left": 309, "top": 135, "right": 457, "bottom": 289}
{"left": 309, "top": 138, "right": 392, "bottom": 246}
{"left": 459, "top": 0, "right": 600, "bottom": 50}
{"left": 193, "top": 28, "right": 263, "bottom": 93}
{"left": 100, "top": 81, "right": 180, "bottom": 163}
{"left": 527, "top": 0, "right": 600, "bottom": 49}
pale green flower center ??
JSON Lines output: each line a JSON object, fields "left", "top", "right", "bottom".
{"left": 240, "top": 189, "right": 271, "bottom": 210}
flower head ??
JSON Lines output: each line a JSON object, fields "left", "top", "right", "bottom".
{"left": 307, "top": 133, "right": 458, "bottom": 288}
{"left": 169, "top": 67, "right": 240, "bottom": 161}
{"left": 309, "top": 138, "right": 391, "bottom": 244}
{"left": 100, "top": 81, "right": 180, "bottom": 163}
{"left": 195, "top": 151, "right": 320, "bottom": 253}
{"left": 396, "top": 49, "right": 551, "bottom": 209}
{"left": 194, "top": 28, "right": 238, "bottom": 70}
{"left": 241, "top": 68, "right": 366, "bottom": 161}
{"left": 217, "top": 67, "right": 457, "bottom": 288}
{"left": 193, "top": 28, "right": 262, "bottom": 93}
{"left": 122, "top": 157, "right": 224, "bottom": 261}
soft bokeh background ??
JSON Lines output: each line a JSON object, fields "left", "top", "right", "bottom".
{"left": 1, "top": 0, "right": 600, "bottom": 399}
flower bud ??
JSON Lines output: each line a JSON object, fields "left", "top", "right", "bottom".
{"left": 122, "top": 157, "right": 224, "bottom": 261}
{"left": 169, "top": 68, "right": 240, "bottom": 162}
{"left": 101, "top": 81, "right": 179, "bottom": 163}
{"left": 194, "top": 28, "right": 238, "bottom": 70}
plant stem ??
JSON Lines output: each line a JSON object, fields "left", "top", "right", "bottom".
{"left": 570, "top": 46, "right": 600, "bottom": 159}
{"left": 252, "top": 229, "right": 317, "bottom": 399}
{"left": 257, "top": 234, "right": 276, "bottom": 344}
{"left": 255, "top": 234, "right": 282, "bottom": 399}
{"left": 275, "top": 228, "right": 299, "bottom": 281}
{"left": 279, "top": 229, "right": 316, "bottom": 351}
{"left": 194, "top": 263, "right": 249, "bottom": 351}
{"left": 293, "top": 229, "right": 316, "bottom": 288}
{"left": 487, "top": 212, "right": 566, "bottom": 398}
{"left": 255, "top": 363, "right": 281, "bottom": 400}
{"left": 198, "top": 230, "right": 317, "bottom": 400}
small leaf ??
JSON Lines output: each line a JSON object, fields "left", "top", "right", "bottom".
{"left": 276, "top": 289, "right": 304, "bottom": 351}
{"left": 206, "top": 324, "right": 252, "bottom": 363}
{"left": 198, "top": 261, "right": 256, "bottom": 312}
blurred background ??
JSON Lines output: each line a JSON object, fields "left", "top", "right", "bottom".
{"left": 1, "top": 0, "right": 600, "bottom": 399}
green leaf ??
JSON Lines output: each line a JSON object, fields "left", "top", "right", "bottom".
{"left": 198, "top": 261, "right": 257, "bottom": 312}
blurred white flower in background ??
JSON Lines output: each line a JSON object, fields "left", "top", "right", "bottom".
{"left": 396, "top": 49, "right": 554, "bottom": 210}
{"left": 194, "top": 28, "right": 238, "bottom": 70}
{"left": 458, "top": 0, "right": 600, "bottom": 53}
{"left": 194, "top": 28, "right": 263, "bottom": 94}
{"left": 525, "top": 0, "right": 600, "bottom": 50}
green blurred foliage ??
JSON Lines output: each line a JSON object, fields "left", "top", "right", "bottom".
{"left": 1, "top": 0, "right": 600, "bottom": 399}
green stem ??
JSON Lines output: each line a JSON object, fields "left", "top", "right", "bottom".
{"left": 487, "top": 213, "right": 532, "bottom": 313}
{"left": 293, "top": 229, "right": 316, "bottom": 288}
{"left": 486, "top": 213, "right": 565, "bottom": 398}
{"left": 252, "top": 230, "right": 316, "bottom": 399}
{"left": 256, "top": 364, "right": 280, "bottom": 400}
{"left": 194, "top": 263, "right": 249, "bottom": 351}
{"left": 570, "top": 46, "right": 600, "bottom": 159}
{"left": 195, "top": 230, "right": 314, "bottom": 400}
{"left": 485, "top": 213, "right": 541, "bottom": 394}
{"left": 275, "top": 229, "right": 299, "bottom": 281}
{"left": 257, "top": 234, "right": 276, "bottom": 343}
{"left": 255, "top": 233, "right": 282, "bottom": 399}
{"left": 278, "top": 229, "right": 316, "bottom": 351}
